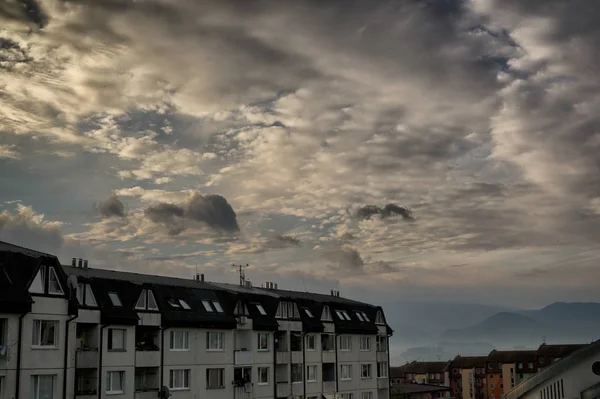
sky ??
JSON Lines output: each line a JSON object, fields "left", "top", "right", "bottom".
{"left": 1, "top": 0, "right": 600, "bottom": 309}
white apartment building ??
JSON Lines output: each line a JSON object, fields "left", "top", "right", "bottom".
{"left": 0, "top": 241, "right": 392, "bottom": 399}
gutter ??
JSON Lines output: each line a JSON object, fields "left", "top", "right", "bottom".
{"left": 15, "top": 312, "right": 27, "bottom": 399}
{"left": 63, "top": 314, "right": 78, "bottom": 399}
{"left": 97, "top": 324, "right": 108, "bottom": 399}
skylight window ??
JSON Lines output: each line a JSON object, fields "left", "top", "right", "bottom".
{"left": 179, "top": 300, "right": 191, "bottom": 310}
{"left": 256, "top": 304, "right": 267, "bottom": 316}
{"left": 335, "top": 310, "right": 345, "bottom": 320}
{"left": 167, "top": 298, "right": 181, "bottom": 308}
{"left": 361, "top": 312, "right": 370, "bottom": 322}
{"left": 108, "top": 292, "right": 122, "bottom": 307}
{"left": 355, "top": 312, "right": 364, "bottom": 322}
{"left": 212, "top": 301, "right": 224, "bottom": 313}
{"left": 305, "top": 309, "right": 314, "bottom": 318}
{"left": 202, "top": 300, "right": 214, "bottom": 312}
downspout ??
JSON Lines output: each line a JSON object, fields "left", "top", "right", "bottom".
{"left": 63, "top": 314, "right": 78, "bottom": 399}
{"left": 15, "top": 312, "right": 27, "bottom": 399}
{"left": 160, "top": 328, "right": 166, "bottom": 389}
{"left": 302, "top": 332, "right": 306, "bottom": 399}
{"left": 334, "top": 333, "right": 340, "bottom": 394}
{"left": 387, "top": 333, "right": 392, "bottom": 399}
{"left": 273, "top": 331, "right": 277, "bottom": 399}
{"left": 98, "top": 324, "right": 108, "bottom": 399}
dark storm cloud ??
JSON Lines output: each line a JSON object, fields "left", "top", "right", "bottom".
{"left": 94, "top": 195, "right": 126, "bottom": 218}
{"left": 323, "top": 247, "right": 364, "bottom": 272}
{"left": 355, "top": 204, "right": 414, "bottom": 221}
{"left": 143, "top": 192, "right": 239, "bottom": 235}
{"left": 265, "top": 234, "right": 300, "bottom": 249}
{"left": 0, "top": 0, "right": 47, "bottom": 28}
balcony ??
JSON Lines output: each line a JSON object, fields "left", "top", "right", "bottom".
{"left": 276, "top": 381, "right": 290, "bottom": 397}
{"left": 75, "top": 370, "right": 97, "bottom": 398}
{"left": 323, "top": 381, "right": 336, "bottom": 394}
{"left": 76, "top": 349, "right": 98, "bottom": 369}
{"left": 276, "top": 350, "right": 290, "bottom": 364}
{"left": 378, "top": 377, "right": 390, "bottom": 389}
{"left": 135, "top": 350, "right": 160, "bottom": 367}
{"left": 135, "top": 391, "right": 159, "bottom": 399}
{"left": 234, "top": 350, "right": 253, "bottom": 365}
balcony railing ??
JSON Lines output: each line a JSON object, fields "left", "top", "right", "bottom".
{"left": 234, "top": 350, "right": 253, "bottom": 365}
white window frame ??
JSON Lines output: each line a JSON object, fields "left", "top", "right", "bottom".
{"left": 305, "top": 309, "right": 314, "bottom": 318}
{"left": 256, "top": 304, "right": 267, "bottom": 315}
{"left": 108, "top": 328, "right": 126, "bottom": 351}
{"left": 202, "top": 300, "right": 213, "bottom": 312}
{"left": 257, "top": 367, "right": 269, "bottom": 385}
{"left": 106, "top": 371, "right": 125, "bottom": 394}
{"left": 339, "top": 335, "right": 351, "bottom": 351}
{"left": 361, "top": 312, "right": 370, "bottom": 322}
{"left": 179, "top": 300, "right": 191, "bottom": 310}
{"left": 32, "top": 320, "right": 58, "bottom": 348}
{"left": 340, "top": 364, "right": 353, "bottom": 380}
{"left": 257, "top": 332, "right": 269, "bottom": 351}
{"left": 212, "top": 301, "right": 224, "bottom": 312}
{"left": 306, "top": 365, "right": 317, "bottom": 382}
{"left": 361, "top": 363, "right": 372, "bottom": 379}
{"left": 147, "top": 290, "right": 158, "bottom": 310}
{"left": 321, "top": 306, "right": 332, "bottom": 321}
{"left": 206, "top": 368, "right": 224, "bottom": 388}
{"left": 361, "top": 392, "right": 374, "bottom": 399}
{"left": 360, "top": 336, "right": 371, "bottom": 351}
{"left": 306, "top": 334, "right": 316, "bottom": 351}
{"left": 48, "top": 267, "right": 63, "bottom": 295}
{"left": 378, "top": 361, "right": 389, "bottom": 378}
{"left": 341, "top": 394, "right": 354, "bottom": 399}
{"left": 355, "top": 312, "right": 364, "bottom": 322}
{"left": 135, "top": 289, "right": 147, "bottom": 310}
{"left": 170, "top": 331, "right": 189, "bottom": 351}
{"left": 375, "top": 310, "right": 385, "bottom": 325}
{"left": 31, "top": 375, "right": 55, "bottom": 399}
{"left": 206, "top": 332, "right": 224, "bottom": 351}
{"left": 169, "top": 369, "right": 190, "bottom": 390}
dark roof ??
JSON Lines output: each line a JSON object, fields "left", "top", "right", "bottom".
{"left": 394, "top": 383, "right": 451, "bottom": 394}
{"left": 487, "top": 350, "right": 537, "bottom": 363}
{"left": 537, "top": 343, "right": 588, "bottom": 359}
{"left": 394, "top": 361, "right": 451, "bottom": 374}
{"left": 506, "top": 339, "right": 600, "bottom": 399}
{"left": 87, "top": 277, "right": 140, "bottom": 325}
{"left": 451, "top": 356, "right": 488, "bottom": 369}
{"left": 0, "top": 240, "right": 55, "bottom": 258}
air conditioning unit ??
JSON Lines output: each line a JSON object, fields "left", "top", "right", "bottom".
{"left": 238, "top": 316, "right": 247, "bottom": 324}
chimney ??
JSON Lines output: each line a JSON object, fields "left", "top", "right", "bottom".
{"left": 200, "top": 274, "right": 205, "bottom": 282}
{"left": 273, "top": 283, "right": 278, "bottom": 290}
{"left": 72, "top": 258, "right": 76, "bottom": 267}
{"left": 78, "top": 258, "right": 83, "bottom": 268}
{"left": 83, "top": 260, "right": 88, "bottom": 269}
{"left": 337, "top": 291, "right": 340, "bottom": 297}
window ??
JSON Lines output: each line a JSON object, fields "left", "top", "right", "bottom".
{"left": 321, "top": 334, "right": 334, "bottom": 351}
{"left": 361, "top": 364, "right": 372, "bottom": 379}
{"left": 84, "top": 284, "right": 97, "bottom": 306}
{"left": 108, "top": 329, "right": 126, "bottom": 351}
{"left": 528, "top": 362, "right": 533, "bottom": 368}
{"left": 135, "top": 368, "right": 157, "bottom": 392}
{"left": 360, "top": 336, "right": 371, "bottom": 351}
{"left": 491, "top": 384, "right": 495, "bottom": 389}
{"left": 167, "top": 298, "right": 180, "bottom": 308}
{"left": 170, "top": 331, "right": 189, "bottom": 351}
{"left": 341, "top": 395, "right": 354, "bottom": 399}
{"left": 32, "top": 320, "right": 57, "bottom": 347}
{"left": 340, "top": 364, "right": 353, "bottom": 380}
{"left": 361, "top": 312, "right": 370, "bottom": 322}
{"left": 206, "top": 332, "right": 224, "bottom": 351}
{"left": 0, "top": 318, "right": 6, "bottom": 346}
{"left": 206, "top": 368, "right": 224, "bottom": 388}
{"left": 256, "top": 304, "right": 267, "bottom": 315}
{"left": 339, "top": 335, "right": 351, "bottom": 351}
{"left": 435, "top": 373, "right": 441, "bottom": 379}
{"left": 305, "top": 309, "right": 314, "bottom": 318}
{"left": 376, "top": 336, "right": 387, "bottom": 352}
{"left": 361, "top": 393, "right": 374, "bottom": 399}
{"left": 355, "top": 312, "right": 364, "bottom": 322}
{"left": 212, "top": 301, "right": 224, "bottom": 312}
{"left": 29, "top": 267, "right": 45, "bottom": 294}
{"left": 518, "top": 363, "right": 523, "bottom": 370}
{"left": 306, "top": 365, "right": 317, "bottom": 382}
{"left": 306, "top": 334, "right": 316, "bottom": 351}
{"left": 108, "top": 292, "right": 122, "bottom": 307}
{"left": 258, "top": 333, "right": 269, "bottom": 351}
{"left": 375, "top": 310, "right": 385, "bottom": 324}
{"left": 335, "top": 310, "right": 351, "bottom": 321}
{"left": 179, "top": 300, "right": 191, "bottom": 310}
{"left": 106, "top": 371, "right": 124, "bottom": 394}
{"left": 47, "top": 267, "right": 63, "bottom": 295}
{"left": 291, "top": 364, "right": 303, "bottom": 383}
{"left": 321, "top": 306, "right": 332, "bottom": 321}
{"left": 276, "top": 302, "right": 287, "bottom": 318}
{"left": 147, "top": 290, "right": 158, "bottom": 310}
{"left": 169, "top": 369, "right": 190, "bottom": 390}
{"left": 136, "top": 290, "right": 147, "bottom": 309}
{"left": 258, "top": 367, "right": 269, "bottom": 385}
{"left": 377, "top": 362, "right": 388, "bottom": 378}
{"left": 202, "top": 300, "right": 213, "bottom": 312}
{"left": 31, "top": 375, "right": 55, "bottom": 399}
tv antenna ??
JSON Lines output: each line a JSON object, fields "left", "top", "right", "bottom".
{"left": 232, "top": 264, "right": 249, "bottom": 286}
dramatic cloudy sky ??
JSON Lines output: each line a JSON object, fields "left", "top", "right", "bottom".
{"left": 2, "top": 0, "right": 600, "bottom": 308}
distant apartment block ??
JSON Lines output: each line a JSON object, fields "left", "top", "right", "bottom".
{"left": 0, "top": 240, "right": 392, "bottom": 399}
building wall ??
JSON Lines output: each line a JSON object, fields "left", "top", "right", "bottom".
{"left": 462, "top": 369, "right": 475, "bottom": 399}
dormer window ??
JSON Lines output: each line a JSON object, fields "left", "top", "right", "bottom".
{"left": 48, "top": 267, "right": 63, "bottom": 295}
{"left": 108, "top": 292, "right": 122, "bottom": 307}
{"left": 335, "top": 310, "right": 351, "bottom": 321}
{"left": 275, "top": 301, "right": 298, "bottom": 319}
{"left": 355, "top": 312, "right": 364, "bottom": 322}
{"left": 321, "top": 306, "right": 332, "bottom": 321}
{"left": 29, "top": 265, "right": 63, "bottom": 295}
{"left": 375, "top": 310, "right": 385, "bottom": 325}
{"left": 234, "top": 301, "right": 249, "bottom": 316}
{"left": 167, "top": 298, "right": 181, "bottom": 308}
{"left": 135, "top": 289, "right": 158, "bottom": 311}
{"left": 77, "top": 283, "right": 97, "bottom": 307}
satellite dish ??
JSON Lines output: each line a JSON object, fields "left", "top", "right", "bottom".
{"left": 159, "top": 386, "right": 171, "bottom": 399}
{"left": 67, "top": 275, "right": 78, "bottom": 290}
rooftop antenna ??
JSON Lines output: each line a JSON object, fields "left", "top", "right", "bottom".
{"left": 232, "top": 264, "right": 249, "bottom": 287}
{"left": 542, "top": 336, "right": 547, "bottom": 344}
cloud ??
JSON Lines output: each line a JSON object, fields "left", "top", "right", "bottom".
{"left": 94, "top": 194, "right": 126, "bottom": 218}
{"left": 267, "top": 234, "right": 301, "bottom": 249}
{"left": 323, "top": 246, "right": 365, "bottom": 273}
{"left": 355, "top": 204, "right": 414, "bottom": 221}
{"left": 0, "top": 204, "right": 63, "bottom": 252}
{"left": 0, "top": 145, "right": 20, "bottom": 160}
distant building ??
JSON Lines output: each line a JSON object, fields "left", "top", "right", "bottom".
{"left": 485, "top": 349, "right": 539, "bottom": 399}
{"left": 392, "top": 383, "right": 451, "bottom": 399}
{"left": 505, "top": 340, "right": 600, "bottom": 399}
{"left": 449, "top": 356, "right": 487, "bottom": 399}
{"left": 536, "top": 343, "right": 587, "bottom": 370}
{"left": 391, "top": 361, "right": 451, "bottom": 385}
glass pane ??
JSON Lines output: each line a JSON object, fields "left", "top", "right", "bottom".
{"left": 202, "top": 301, "right": 213, "bottom": 312}
{"left": 39, "top": 375, "right": 54, "bottom": 399}
{"left": 41, "top": 321, "right": 56, "bottom": 346}
{"left": 48, "top": 268, "right": 63, "bottom": 294}
{"left": 179, "top": 300, "right": 191, "bottom": 310}
{"left": 136, "top": 290, "right": 147, "bottom": 309}
{"left": 85, "top": 285, "right": 97, "bottom": 306}
{"left": 108, "top": 292, "right": 122, "bottom": 307}
{"left": 29, "top": 268, "right": 44, "bottom": 294}
{"left": 147, "top": 290, "right": 158, "bottom": 310}
{"left": 76, "top": 283, "right": 84, "bottom": 304}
